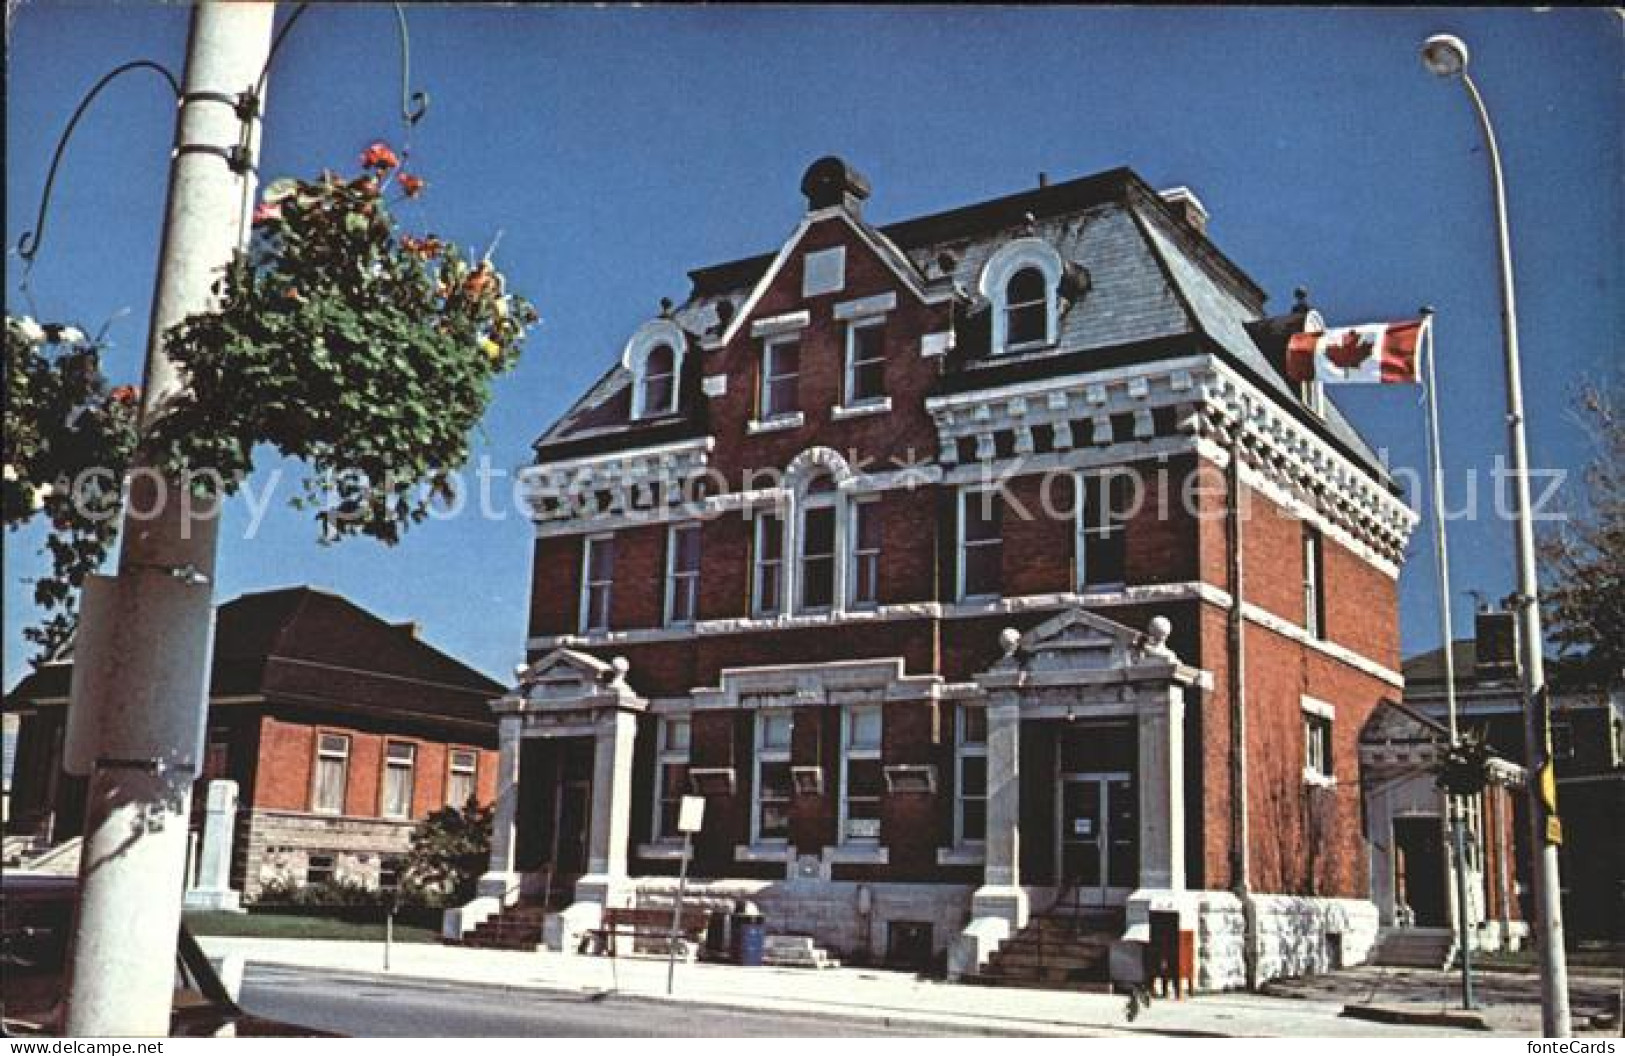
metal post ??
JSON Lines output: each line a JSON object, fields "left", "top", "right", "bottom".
{"left": 63, "top": 2, "right": 274, "bottom": 1036}
{"left": 1421, "top": 311, "right": 1476, "bottom": 1009}
{"left": 665, "top": 829, "right": 693, "bottom": 995}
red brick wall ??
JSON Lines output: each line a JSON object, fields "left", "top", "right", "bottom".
{"left": 529, "top": 535, "right": 583, "bottom": 638}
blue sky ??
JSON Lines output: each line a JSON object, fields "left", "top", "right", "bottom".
{"left": 5, "top": 5, "right": 1620, "bottom": 685}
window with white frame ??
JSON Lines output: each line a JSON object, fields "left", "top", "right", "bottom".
{"left": 305, "top": 852, "right": 336, "bottom": 886}
{"left": 653, "top": 716, "right": 691, "bottom": 841}
{"left": 848, "top": 497, "right": 881, "bottom": 609}
{"left": 753, "top": 512, "right": 786, "bottom": 617}
{"left": 1303, "top": 526, "right": 1324, "bottom": 639}
{"left": 1302, "top": 699, "right": 1334, "bottom": 781}
{"left": 842, "top": 704, "right": 884, "bottom": 843}
{"left": 447, "top": 748, "right": 478, "bottom": 809}
{"left": 1004, "top": 267, "right": 1049, "bottom": 349}
{"left": 313, "top": 733, "right": 349, "bottom": 814}
{"left": 383, "top": 741, "right": 416, "bottom": 819}
{"left": 959, "top": 488, "right": 1003, "bottom": 601}
{"left": 665, "top": 523, "right": 701, "bottom": 627}
{"left": 799, "top": 478, "right": 838, "bottom": 613}
{"left": 580, "top": 534, "right": 615, "bottom": 633}
{"left": 760, "top": 337, "right": 801, "bottom": 420}
{"left": 638, "top": 343, "right": 677, "bottom": 419}
{"left": 844, "top": 318, "right": 886, "bottom": 406}
{"left": 1077, "top": 471, "right": 1129, "bottom": 589}
{"left": 956, "top": 703, "right": 988, "bottom": 844}
{"left": 979, "top": 238, "right": 1063, "bottom": 356}
{"left": 754, "top": 709, "right": 794, "bottom": 842}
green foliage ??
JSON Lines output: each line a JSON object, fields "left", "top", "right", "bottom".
{"left": 253, "top": 875, "right": 437, "bottom": 909}
{"left": 1434, "top": 729, "right": 1493, "bottom": 796}
{"left": 403, "top": 799, "right": 492, "bottom": 907}
{"left": 3, "top": 318, "right": 139, "bottom": 660}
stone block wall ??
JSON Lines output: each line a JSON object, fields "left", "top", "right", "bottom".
{"left": 240, "top": 807, "right": 417, "bottom": 900}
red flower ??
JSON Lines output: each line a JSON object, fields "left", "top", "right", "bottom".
{"left": 360, "top": 141, "right": 399, "bottom": 172}
{"left": 398, "top": 172, "right": 425, "bottom": 198}
{"left": 110, "top": 386, "right": 140, "bottom": 406}
{"left": 401, "top": 235, "right": 442, "bottom": 259}
{"left": 252, "top": 200, "right": 283, "bottom": 225}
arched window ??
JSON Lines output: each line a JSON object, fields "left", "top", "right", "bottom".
{"left": 640, "top": 343, "right": 676, "bottom": 417}
{"left": 978, "top": 238, "right": 1063, "bottom": 355}
{"left": 1004, "top": 268, "right": 1048, "bottom": 349}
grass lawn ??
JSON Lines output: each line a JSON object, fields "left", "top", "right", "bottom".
{"left": 185, "top": 910, "right": 441, "bottom": 945}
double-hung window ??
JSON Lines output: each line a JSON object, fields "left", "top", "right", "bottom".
{"left": 754, "top": 710, "right": 794, "bottom": 843}
{"left": 959, "top": 488, "right": 1003, "bottom": 601}
{"left": 665, "top": 523, "right": 701, "bottom": 627}
{"left": 581, "top": 534, "right": 615, "bottom": 633}
{"left": 1303, "top": 527, "right": 1324, "bottom": 640}
{"left": 956, "top": 704, "right": 988, "bottom": 844}
{"left": 653, "top": 716, "right": 692, "bottom": 841}
{"left": 799, "top": 483, "right": 838, "bottom": 613}
{"left": 844, "top": 319, "right": 886, "bottom": 405}
{"left": 447, "top": 749, "right": 478, "bottom": 810}
{"left": 1077, "top": 471, "right": 1129, "bottom": 589}
{"left": 383, "top": 741, "right": 416, "bottom": 819}
{"left": 761, "top": 337, "right": 801, "bottom": 420}
{"left": 1004, "top": 267, "right": 1050, "bottom": 350}
{"left": 639, "top": 343, "right": 677, "bottom": 418}
{"left": 842, "top": 705, "right": 884, "bottom": 844}
{"left": 313, "top": 733, "right": 350, "bottom": 814}
{"left": 1304, "top": 714, "right": 1332, "bottom": 780}
{"left": 848, "top": 497, "right": 881, "bottom": 609}
{"left": 753, "top": 512, "right": 786, "bottom": 617}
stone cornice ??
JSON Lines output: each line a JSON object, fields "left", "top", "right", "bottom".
{"left": 521, "top": 436, "right": 714, "bottom": 524}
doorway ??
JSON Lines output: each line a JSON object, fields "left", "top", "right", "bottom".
{"left": 1393, "top": 815, "right": 1447, "bottom": 927}
{"left": 1056, "top": 771, "right": 1137, "bottom": 906}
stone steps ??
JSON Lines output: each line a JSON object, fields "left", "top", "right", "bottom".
{"left": 969, "top": 909, "right": 1122, "bottom": 992}
{"left": 451, "top": 898, "right": 552, "bottom": 951}
{"left": 1371, "top": 928, "right": 1454, "bottom": 969}
{"left": 761, "top": 933, "right": 841, "bottom": 969}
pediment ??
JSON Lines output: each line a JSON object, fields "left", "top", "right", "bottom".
{"left": 517, "top": 648, "right": 621, "bottom": 704}
{"left": 1015, "top": 607, "right": 1145, "bottom": 673}
{"left": 1359, "top": 699, "right": 1445, "bottom": 748}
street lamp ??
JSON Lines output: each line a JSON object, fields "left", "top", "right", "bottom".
{"left": 1420, "top": 32, "right": 1572, "bottom": 1038}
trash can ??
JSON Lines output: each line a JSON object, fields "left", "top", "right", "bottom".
{"left": 731, "top": 908, "right": 766, "bottom": 967}
{"left": 705, "top": 909, "right": 732, "bottom": 961}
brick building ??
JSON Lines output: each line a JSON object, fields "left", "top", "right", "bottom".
{"left": 5, "top": 587, "right": 503, "bottom": 899}
{"left": 452, "top": 158, "right": 1419, "bottom": 988}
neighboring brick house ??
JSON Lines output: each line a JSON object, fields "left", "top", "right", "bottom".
{"left": 453, "top": 157, "right": 1418, "bottom": 989}
{"left": 5, "top": 586, "right": 503, "bottom": 899}
{"left": 1402, "top": 609, "right": 1625, "bottom": 943}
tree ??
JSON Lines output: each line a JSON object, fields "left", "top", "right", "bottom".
{"left": 402, "top": 799, "right": 492, "bottom": 906}
{"left": 1538, "top": 379, "right": 1625, "bottom": 687}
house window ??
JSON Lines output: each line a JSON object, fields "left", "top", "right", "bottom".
{"left": 305, "top": 852, "right": 336, "bottom": 887}
{"left": 1551, "top": 721, "right": 1574, "bottom": 762}
{"left": 844, "top": 319, "right": 886, "bottom": 406}
{"left": 956, "top": 704, "right": 988, "bottom": 844}
{"left": 1303, "top": 526, "right": 1325, "bottom": 639}
{"left": 761, "top": 337, "right": 801, "bottom": 420}
{"left": 799, "top": 497, "right": 838, "bottom": 613}
{"left": 379, "top": 856, "right": 404, "bottom": 892}
{"left": 959, "top": 488, "right": 1003, "bottom": 601}
{"left": 383, "top": 741, "right": 416, "bottom": 819}
{"left": 638, "top": 343, "right": 677, "bottom": 419}
{"left": 1304, "top": 712, "right": 1333, "bottom": 780}
{"left": 1077, "top": 471, "right": 1129, "bottom": 589}
{"left": 447, "top": 749, "right": 478, "bottom": 809}
{"left": 842, "top": 705, "right": 884, "bottom": 844}
{"left": 665, "top": 523, "right": 701, "bottom": 627}
{"left": 313, "top": 733, "right": 350, "bottom": 814}
{"left": 754, "top": 710, "right": 794, "bottom": 843}
{"left": 580, "top": 534, "right": 615, "bottom": 633}
{"left": 653, "top": 716, "right": 691, "bottom": 841}
{"left": 1004, "top": 267, "right": 1049, "bottom": 349}
{"left": 753, "top": 512, "right": 786, "bottom": 616}
{"left": 848, "top": 497, "right": 881, "bottom": 609}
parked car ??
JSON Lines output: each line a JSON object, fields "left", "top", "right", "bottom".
{"left": 1, "top": 873, "right": 335, "bottom": 1037}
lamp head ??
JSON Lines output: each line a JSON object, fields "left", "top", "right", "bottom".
{"left": 1421, "top": 34, "right": 1469, "bottom": 77}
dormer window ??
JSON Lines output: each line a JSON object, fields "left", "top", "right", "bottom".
{"left": 979, "top": 237, "right": 1064, "bottom": 355}
{"left": 640, "top": 343, "right": 676, "bottom": 418}
{"left": 622, "top": 318, "right": 689, "bottom": 420}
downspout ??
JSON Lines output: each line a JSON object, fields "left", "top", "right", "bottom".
{"left": 1226, "top": 439, "right": 1257, "bottom": 989}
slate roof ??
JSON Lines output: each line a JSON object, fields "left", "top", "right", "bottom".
{"left": 5, "top": 587, "right": 504, "bottom": 730}
{"left": 533, "top": 163, "right": 1390, "bottom": 485}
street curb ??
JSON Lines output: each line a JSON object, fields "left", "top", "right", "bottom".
{"left": 239, "top": 957, "right": 1235, "bottom": 1038}
{"left": 1340, "top": 1003, "right": 1493, "bottom": 1031}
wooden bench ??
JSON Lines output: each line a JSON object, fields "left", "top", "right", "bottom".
{"left": 582, "top": 906, "right": 710, "bottom": 958}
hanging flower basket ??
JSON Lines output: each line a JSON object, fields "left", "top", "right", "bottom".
{"left": 1433, "top": 730, "right": 1493, "bottom": 797}
{"left": 150, "top": 142, "right": 539, "bottom": 543}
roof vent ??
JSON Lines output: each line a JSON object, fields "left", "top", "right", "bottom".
{"left": 1159, "top": 186, "right": 1209, "bottom": 235}
{"left": 801, "top": 156, "right": 871, "bottom": 216}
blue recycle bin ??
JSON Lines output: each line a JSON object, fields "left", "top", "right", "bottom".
{"left": 732, "top": 910, "right": 766, "bottom": 967}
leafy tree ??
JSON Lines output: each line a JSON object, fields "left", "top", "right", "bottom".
{"left": 1538, "top": 379, "right": 1625, "bottom": 687}
{"left": 403, "top": 799, "right": 492, "bottom": 906}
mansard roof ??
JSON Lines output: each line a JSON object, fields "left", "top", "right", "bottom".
{"left": 532, "top": 162, "right": 1386, "bottom": 483}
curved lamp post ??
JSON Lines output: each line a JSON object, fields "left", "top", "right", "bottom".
{"left": 1421, "top": 32, "right": 1571, "bottom": 1037}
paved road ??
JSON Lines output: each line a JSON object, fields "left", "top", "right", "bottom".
{"left": 239, "top": 964, "right": 1040, "bottom": 1037}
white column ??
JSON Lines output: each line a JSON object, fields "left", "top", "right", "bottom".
{"left": 476, "top": 715, "right": 523, "bottom": 898}
{"left": 182, "top": 780, "right": 242, "bottom": 912}
{"left": 1136, "top": 686, "right": 1185, "bottom": 890}
{"left": 971, "top": 697, "right": 1028, "bottom": 926}
{"left": 582, "top": 708, "right": 638, "bottom": 887}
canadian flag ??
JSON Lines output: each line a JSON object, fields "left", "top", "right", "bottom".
{"left": 1285, "top": 317, "right": 1428, "bottom": 385}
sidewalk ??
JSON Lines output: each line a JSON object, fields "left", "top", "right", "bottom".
{"left": 198, "top": 936, "right": 1541, "bottom": 1037}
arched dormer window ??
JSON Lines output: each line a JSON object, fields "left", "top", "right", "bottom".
{"left": 622, "top": 318, "right": 688, "bottom": 420}
{"left": 979, "top": 237, "right": 1064, "bottom": 355}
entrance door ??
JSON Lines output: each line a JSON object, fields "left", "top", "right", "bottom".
{"left": 1057, "top": 772, "right": 1137, "bottom": 905}
{"left": 1393, "top": 815, "right": 1447, "bottom": 927}
{"left": 553, "top": 778, "right": 591, "bottom": 878}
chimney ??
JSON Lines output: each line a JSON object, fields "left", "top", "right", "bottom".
{"left": 1159, "top": 186, "right": 1209, "bottom": 236}
{"left": 801, "top": 156, "right": 871, "bottom": 217}
{"left": 1474, "top": 608, "right": 1519, "bottom": 681}
{"left": 394, "top": 620, "right": 420, "bottom": 639}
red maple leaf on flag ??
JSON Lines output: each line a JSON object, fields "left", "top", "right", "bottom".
{"left": 1326, "top": 330, "right": 1373, "bottom": 371}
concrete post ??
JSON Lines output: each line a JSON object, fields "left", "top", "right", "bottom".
{"left": 476, "top": 715, "right": 523, "bottom": 898}
{"left": 1137, "top": 686, "right": 1185, "bottom": 890}
{"left": 584, "top": 708, "right": 637, "bottom": 882}
{"left": 970, "top": 697, "right": 1027, "bottom": 926}
{"left": 183, "top": 780, "right": 243, "bottom": 912}
{"left": 65, "top": 2, "right": 273, "bottom": 1036}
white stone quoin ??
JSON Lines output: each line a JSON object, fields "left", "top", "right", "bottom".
{"left": 183, "top": 780, "right": 244, "bottom": 913}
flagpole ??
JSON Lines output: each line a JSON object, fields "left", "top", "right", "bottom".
{"left": 1421, "top": 306, "right": 1476, "bottom": 1010}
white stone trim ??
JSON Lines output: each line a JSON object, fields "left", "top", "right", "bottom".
{"left": 1300, "top": 695, "right": 1336, "bottom": 721}
{"left": 701, "top": 374, "right": 728, "bottom": 397}
{"left": 734, "top": 843, "right": 793, "bottom": 864}
{"left": 1244, "top": 602, "right": 1404, "bottom": 688}
{"left": 823, "top": 844, "right": 889, "bottom": 866}
{"left": 750, "top": 309, "right": 812, "bottom": 339}
{"left": 802, "top": 247, "right": 846, "bottom": 298}
{"left": 937, "top": 845, "right": 987, "bottom": 867}
{"left": 831, "top": 399, "right": 892, "bottom": 421}
{"left": 746, "top": 412, "right": 804, "bottom": 435}
{"left": 978, "top": 237, "right": 1064, "bottom": 356}
{"left": 620, "top": 317, "right": 689, "bottom": 421}
{"left": 1302, "top": 768, "right": 1337, "bottom": 789}
{"left": 832, "top": 291, "right": 896, "bottom": 320}
{"left": 636, "top": 842, "right": 688, "bottom": 861}
{"left": 921, "top": 331, "right": 955, "bottom": 358}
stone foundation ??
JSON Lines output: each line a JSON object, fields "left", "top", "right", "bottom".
{"left": 239, "top": 808, "right": 416, "bottom": 900}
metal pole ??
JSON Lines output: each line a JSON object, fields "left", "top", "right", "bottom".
{"left": 1458, "top": 67, "right": 1571, "bottom": 1038}
{"left": 63, "top": 2, "right": 274, "bottom": 1036}
{"left": 666, "top": 830, "right": 693, "bottom": 995}
{"left": 1421, "top": 311, "right": 1477, "bottom": 1009}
